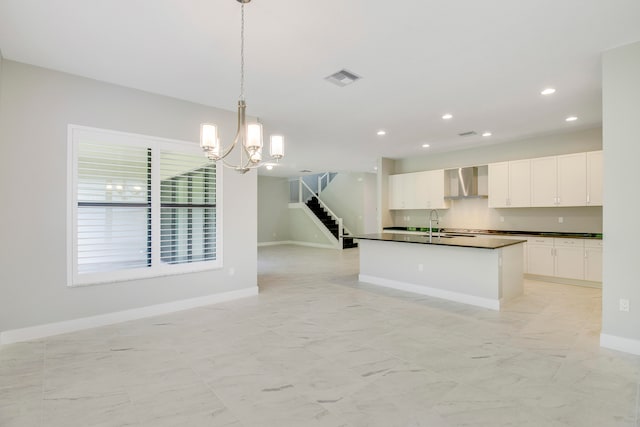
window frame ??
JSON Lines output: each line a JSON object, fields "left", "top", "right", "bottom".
{"left": 67, "top": 125, "right": 223, "bottom": 287}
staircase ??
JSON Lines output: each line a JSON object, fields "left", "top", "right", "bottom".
{"left": 305, "top": 196, "right": 358, "bottom": 249}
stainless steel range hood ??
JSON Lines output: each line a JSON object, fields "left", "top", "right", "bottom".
{"left": 445, "top": 166, "right": 488, "bottom": 199}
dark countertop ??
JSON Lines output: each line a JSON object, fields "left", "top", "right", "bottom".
{"left": 383, "top": 227, "right": 602, "bottom": 240}
{"left": 356, "top": 233, "right": 526, "bottom": 250}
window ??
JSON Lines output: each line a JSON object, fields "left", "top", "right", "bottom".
{"left": 68, "top": 126, "right": 221, "bottom": 286}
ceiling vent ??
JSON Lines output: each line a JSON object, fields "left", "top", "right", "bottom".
{"left": 325, "top": 69, "right": 362, "bottom": 87}
{"left": 300, "top": 169, "right": 312, "bottom": 173}
{"left": 458, "top": 131, "right": 477, "bottom": 137}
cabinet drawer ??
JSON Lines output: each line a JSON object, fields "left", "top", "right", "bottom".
{"left": 584, "top": 239, "right": 603, "bottom": 248}
{"left": 554, "top": 238, "right": 584, "bottom": 247}
{"left": 527, "top": 237, "right": 554, "bottom": 246}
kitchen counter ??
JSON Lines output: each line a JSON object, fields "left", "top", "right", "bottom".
{"left": 357, "top": 234, "right": 524, "bottom": 310}
{"left": 383, "top": 227, "right": 602, "bottom": 240}
{"left": 357, "top": 233, "right": 525, "bottom": 250}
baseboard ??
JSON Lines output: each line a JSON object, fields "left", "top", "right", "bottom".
{"left": 358, "top": 274, "right": 500, "bottom": 311}
{"left": 525, "top": 274, "right": 602, "bottom": 288}
{"left": 290, "top": 241, "right": 337, "bottom": 249}
{"left": 600, "top": 333, "right": 640, "bottom": 356}
{"left": 258, "top": 240, "right": 336, "bottom": 249}
{"left": 0, "top": 286, "right": 259, "bottom": 345}
{"left": 258, "top": 241, "right": 291, "bottom": 247}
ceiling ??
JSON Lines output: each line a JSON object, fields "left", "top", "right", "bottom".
{"left": 2, "top": 1, "right": 640, "bottom": 177}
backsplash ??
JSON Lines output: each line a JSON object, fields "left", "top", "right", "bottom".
{"left": 391, "top": 197, "right": 602, "bottom": 233}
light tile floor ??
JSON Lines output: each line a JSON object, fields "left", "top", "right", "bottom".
{"left": 1, "top": 245, "right": 639, "bottom": 426}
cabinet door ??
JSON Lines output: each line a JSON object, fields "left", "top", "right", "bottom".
{"left": 388, "top": 174, "right": 405, "bottom": 209}
{"left": 554, "top": 239, "right": 585, "bottom": 280}
{"left": 585, "top": 241, "right": 603, "bottom": 282}
{"left": 425, "top": 169, "right": 449, "bottom": 209}
{"left": 411, "top": 172, "right": 430, "bottom": 209}
{"left": 557, "top": 153, "right": 587, "bottom": 206}
{"left": 488, "top": 162, "right": 509, "bottom": 208}
{"left": 531, "top": 156, "right": 557, "bottom": 207}
{"left": 587, "top": 151, "right": 603, "bottom": 206}
{"left": 509, "top": 159, "right": 531, "bottom": 207}
{"left": 527, "top": 240, "right": 555, "bottom": 276}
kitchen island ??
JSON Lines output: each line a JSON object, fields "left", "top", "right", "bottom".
{"left": 356, "top": 233, "right": 526, "bottom": 310}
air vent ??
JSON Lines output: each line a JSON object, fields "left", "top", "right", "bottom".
{"left": 300, "top": 169, "right": 312, "bottom": 173}
{"left": 325, "top": 69, "right": 361, "bottom": 87}
{"left": 458, "top": 131, "right": 478, "bottom": 137}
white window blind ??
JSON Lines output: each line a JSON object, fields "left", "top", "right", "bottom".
{"left": 69, "top": 126, "right": 221, "bottom": 286}
{"left": 160, "top": 151, "right": 217, "bottom": 265}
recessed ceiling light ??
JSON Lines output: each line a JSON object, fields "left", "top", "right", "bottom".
{"left": 541, "top": 88, "right": 556, "bottom": 95}
{"left": 422, "top": 144, "right": 430, "bottom": 148}
{"left": 266, "top": 165, "right": 273, "bottom": 170}
{"left": 566, "top": 116, "right": 578, "bottom": 122}
{"left": 482, "top": 132, "right": 492, "bottom": 137}
{"left": 377, "top": 130, "right": 386, "bottom": 136}
{"left": 442, "top": 114, "right": 453, "bottom": 120}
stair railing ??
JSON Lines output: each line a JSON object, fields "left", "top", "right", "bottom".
{"left": 296, "top": 178, "right": 354, "bottom": 247}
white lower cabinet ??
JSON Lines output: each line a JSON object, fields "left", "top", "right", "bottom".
{"left": 526, "top": 237, "right": 602, "bottom": 282}
{"left": 554, "top": 239, "right": 585, "bottom": 280}
{"left": 527, "top": 237, "right": 555, "bottom": 276}
{"left": 584, "top": 240, "right": 603, "bottom": 282}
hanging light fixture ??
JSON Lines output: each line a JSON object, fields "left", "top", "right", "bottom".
{"left": 200, "top": 0, "right": 284, "bottom": 174}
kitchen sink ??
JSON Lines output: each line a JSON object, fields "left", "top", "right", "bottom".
{"left": 428, "top": 232, "right": 475, "bottom": 239}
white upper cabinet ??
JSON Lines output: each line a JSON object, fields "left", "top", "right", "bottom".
{"left": 557, "top": 153, "right": 587, "bottom": 206}
{"left": 531, "top": 156, "right": 558, "bottom": 207}
{"left": 488, "top": 162, "right": 509, "bottom": 208}
{"left": 509, "top": 159, "right": 532, "bottom": 207}
{"left": 388, "top": 173, "right": 405, "bottom": 209}
{"left": 488, "top": 160, "right": 530, "bottom": 208}
{"left": 389, "top": 172, "right": 415, "bottom": 209}
{"left": 425, "top": 169, "right": 449, "bottom": 209}
{"left": 531, "top": 153, "right": 587, "bottom": 207}
{"left": 409, "top": 172, "right": 429, "bottom": 209}
{"left": 586, "top": 150, "right": 603, "bottom": 206}
{"left": 388, "top": 170, "right": 448, "bottom": 210}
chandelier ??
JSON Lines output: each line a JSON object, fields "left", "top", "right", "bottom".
{"left": 200, "top": 0, "right": 284, "bottom": 174}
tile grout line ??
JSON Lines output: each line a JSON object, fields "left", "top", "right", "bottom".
{"left": 40, "top": 341, "right": 46, "bottom": 427}
{"left": 636, "top": 380, "right": 640, "bottom": 426}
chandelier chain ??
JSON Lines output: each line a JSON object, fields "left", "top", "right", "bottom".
{"left": 240, "top": 2, "right": 245, "bottom": 101}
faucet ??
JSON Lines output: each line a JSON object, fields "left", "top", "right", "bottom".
{"left": 429, "top": 209, "right": 440, "bottom": 241}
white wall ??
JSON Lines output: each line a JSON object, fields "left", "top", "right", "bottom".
{"left": 378, "top": 158, "right": 395, "bottom": 230}
{"left": 392, "top": 202, "right": 602, "bottom": 233}
{"left": 0, "top": 61, "right": 257, "bottom": 335}
{"left": 288, "top": 208, "right": 334, "bottom": 247}
{"left": 385, "top": 128, "right": 603, "bottom": 233}
{"left": 257, "top": 176, "right": 292, "bottom": 243}
{"left": 601, "top": 41, "right": 640, "bottom": 353}
{"left": 396, "top": 127, "right": 602, "bottom": 173}
{"left": 318, "top": 172, "right": 377, "bottom": 235}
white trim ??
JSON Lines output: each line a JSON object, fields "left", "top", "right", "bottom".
{"left": 358, "top": 274, "right": 500, "bottom": 310}
{"left": 600, "top": 333, "right": 640, "bottom": 356}
{"left": 289, "top": 241, "right": 336, "bottom": 249}
{"left": 258, "top": 241, "right": 291, "bottom": 247}
{"left": 0, "top": 287, "right": 257, "bottom": 345}
{"left": 66, "top": 124, "right": 223, "bottom": 287}
{"left": 525, "top": 274, "right": 602, "bottom": 288}
{"left": 258, "top": 240, "right": 337, "bottom": 249}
